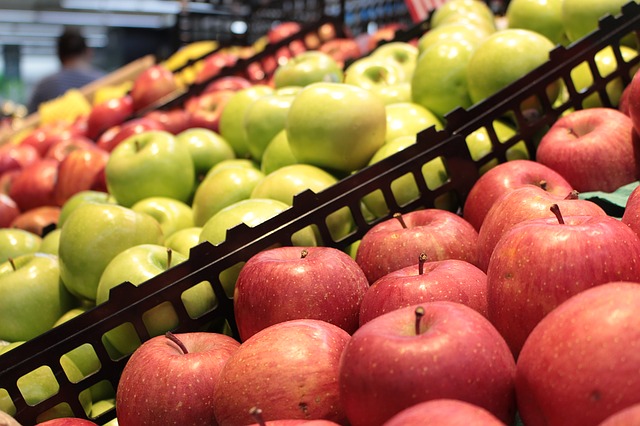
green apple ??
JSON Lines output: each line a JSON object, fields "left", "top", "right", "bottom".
{"left": 199, "top": 198, "right": 317, "bottom": 295}
{"left": 569, "top": 45, "right": 639, "bottom": 109}
{"left": 175, "top": 127, "right": 235, "bottom": 180}
{"left": 464, "top": 120, "right": 528, "bottom": 174}
{"left": 131, "top": 196, "right": 194, "bottom": 239}
{"left": 97, "top": 244, "right": 215, "bottom": 356}
{"left": 467, "top": 29, "right": 559, "bottom": 110}
{"left": 0, "top": 253, "right": 75, "bottom": 342}
{"left": 39, "top": 228, "right": 61, "bottom": 255}
{"left": 370, "top": 42, "right": 419, "bottom": 79}
{"left": 219, "top": 85, "right": 274, "bottom": 158}
{"left": 0, "top": 342, "right": 92, "bottom": 419}
{"left": 507, "top": 0, "right": 566, "bottom": 45}
{"left": 192, "top": 165, "right": 265, "bottom": 227}
{"left": 374, "top": 82, "right": 413, "bottom": 105}
{"left": 206, "top": 158, "right": 260, "bottom": 177}
{"left": 433, "top": 10, "right": 497, "bottom": 34}
{"left": 286, "top": 82, "right": 387, "bottom": 173}
{"left": 411, "top": 37, "right": 478, "bottom": 120}
{"left": 244, "top": 90, "right": 297, "bottom": 162}
{"left": 417, "top": 22, "right": 492, "bottom": 56}
{"left": 260, "top": 129, "right": 298, "bottom": 175}
{"left": 106, "top": 130, "right": 195, "bottom": 208}
{"left": 53, "top": 306, "right": 90, "bottom": 327}
{"left": 361, "top": 135, "right": 454, "bottom": 217}
{"left": 57, "top": 190, "right": 115, "bottom": 229}
{"left": 164, "top": 226, "right": 202, "bottom": 256}
{"left": 0, "top": 228, "right": 41, "bottom": 264}
{"left": 344, "top": 56, "right": 408, "bottom": 92}
{"left": 385, "top": 102, "right": 443, "bottom": 143}
{"left": 58, "top": 202, "right": 164, "bottom": 301}
{"left": 250, "top": 164, "right": 353, "bottom": 241}
{"left": 273, "top": 50, "right": 344, "bottom": 88}
{"left": 91, "top": 398, "right": 116, "bottom": 420}
{"left": 430, "top": 0, "right": 495, "bottom": 28}
{"left": 562, "top": 0, "right": 637, "bottom": 43}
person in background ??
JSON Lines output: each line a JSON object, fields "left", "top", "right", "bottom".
{"left": 27, "top": 26, "right": 105, "bottom": 113}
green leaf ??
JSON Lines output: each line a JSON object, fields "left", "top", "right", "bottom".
{"left": 578, "top": 181, "right": 639, "bottom": 218}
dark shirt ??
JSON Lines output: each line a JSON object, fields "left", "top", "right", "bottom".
{"left": 28, "top": 67, "right": 105, "bottom": 113}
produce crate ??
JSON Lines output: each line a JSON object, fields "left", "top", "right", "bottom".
{"left": 1, "top": 2, "right": 640, "bottom": 424}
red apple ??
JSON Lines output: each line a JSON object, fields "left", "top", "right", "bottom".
{"left": 86, "top": 95, "right": 134, "bottom": 140}
{"left": 234, "top": 246, "right": 369, "bottom": 341}
{"left": 625, "top": 67, "right": 640, "bottom": 134}
{"left": 185, "top": 90, "right": 236, "bottom": 134}
{"left": 203, "top": 76, "right": 253, "bottom": 94}
{"left": 359, "top": 253, "right": 488, "bottom": 326}
{"left": 622, "top": 183, "right": 640, "bottom": 237}
{"left": 10, "top": 206, "right": 60, "bottom": 236}
{"left": 619, "top": 83, "right": 631, "bottom": 116}
{"left": 488, "top": 205, "right": 640, "bottom": 357}
{"left": 517, "top": 282, "right": 640, "bottom": 426}
{"left": 195, "top": 52, "right": 238, "bottom": 85}
{"left": 0, "top": 143, "right": 40, "bottom": 175}
{"left": 9, "top": 159, "right": 59, "bottom": 211}
{"left": 536, "top": 108, "right": 640, "bottom": 192}
{"left": 144, "top": 108, "right": 192, "bottom": 135}
{"left": 462, "top": 159, "right": 574, "bottom": 232}
{"left": 268, "top": 21, "right": 302, "bottom": 44}
{"left": 116, "top": 331, "right": 240, "bottom": 426}
{"left": 383, "top": 399, "right": 507, "bottom": 426}
{"left": 339, "top": 302, "right": 516, "bottom": 426}
{"left": 213, "top": 319, "right": 350, "bottom": 425}
{"left": 36, "top": 418, "right": 98, "bottom": 425}
{"left": 477, "top": 185, "right": 607, "bottom": 271}
{"left": 44, "top": 136, "right": 97, "bottom": 162}
{"left": 130, "top": 64, "right": 179, "bottom": 112}
{"left": 53, "top": 148, "right": 110, "bottom": 206}
{"left": 247, "top": 408, "right": 341, "bottom": 426}
{"left": 0, "top": 194, "right": 20, "bottom": 228}
{"left": 365, "top": 23, "right": 405, "bottom": 53}
{"left": 20, "top": 121, "right": 83, "bottom": 156}
{"left": 319, "top": 38, "right": 362, "bottom": 68}
{"left": 355, "top": 209, "right": 480, "bottom": 284}
{"left": 599, "top": 403, "right": 640, "bottom": 426}
{"left": 0, "top": 170, "right": 20, "bottom": 196}
{"left": 96, "top": 117, "right": 165, "bottom": 152}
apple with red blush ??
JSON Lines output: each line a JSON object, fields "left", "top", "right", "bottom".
{"left": 477, "top": 185, "right": 607, "bottom": 271}
{"left": 195, "top": 51, "right": 238, "bottom": 85}
{"left": 53, "top": 148, "right": 110, "bottom": 206}
{"left": 622, "top": 184, "right": 640, "bottom": 237}
{"left": 86, "top": 95, "right": 134, "bottom": 140}
{"left": 130, "top": 64, "right": 179, "bottom": 112}
{"left": 8, "top": 159, "right": 59, "bottom": 212}
{"left": 203, "top": 76, "right": 252, "bottom": 94}
{"left": 383, "top": 399, "right": 507, "bottom": 426}
{"left": 10, "top": 206, "right": 60, "bottom": 236}
{"left": 185, "top": 90, "right": 236, "bottom": 133}
{"left": 0, "top": 194, "right": 20, "bottom": 228}
{"left": 36, "top": 419, "right": 98, "bottom": 426}
{"left": 355, "top": 209, "right": 480, "bottom": 284}
{"left": 20, "top": 121, "right": 83, "bottom": 156}
{"left": 44, "top": 136, "right": 97, "bottom": 162}
{"left": 144, "top": 108, "right": 192, "bottom": 135}
{"left": 96, "top": 117, "right": 165, "bottom": 152}
{"left": 536, "top": 108, "right": 640, "bottom": 193}
{"left": 0, "top": 143, "right": 40, "bottom": 175}
{"left": 462, "top": 159, "right": 574, "bottom": 232}
{"left": 359, "top": 253, "right": 488, "bottom": 326}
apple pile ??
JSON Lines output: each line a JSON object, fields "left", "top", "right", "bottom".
{"left": 2, "top": 0, "right": 640, "bottom": 424}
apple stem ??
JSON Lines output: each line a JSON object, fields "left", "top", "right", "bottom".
{"left": 167, "top": 248, "right": 173, "bottom": 268}
{"left": 393, "top": 212, "right": 407, "bottom": 229}
{"left": 300, "top": 249, "right": 308, "bottom": 259}
{"left": 134, "top": 139, "right": 141, "bottom": 153}
{"left": 414, "top": 306, "right": 425, "bottom": 336}
{"left": 418, "top": 253, "right": 427, "bottom": 275}
{"left": 565, "top": 190, "right": 579, "bottom": 200}
{"left": 550, "top": 204, "right": 565, "bottom": 224}
{"left": 7, "top": 258, "right": 15, "bottom": 271}
{"left": 250, "top": 407, "right": 266, "bottom": 426}
{"left": 539, "top": 180, "right": 547, "bottom": 191}
{"left": 165, "top": 331, "right": 188, "bottom": 354}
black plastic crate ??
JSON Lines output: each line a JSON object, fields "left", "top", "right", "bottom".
{"left": 1, "top": 2, "right": 639, "bottom": 424}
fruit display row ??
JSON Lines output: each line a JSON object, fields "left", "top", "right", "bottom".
{"left": 1, "top": 0, "right": 640, "bottom": 425}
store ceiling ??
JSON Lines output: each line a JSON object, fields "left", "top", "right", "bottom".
{"left": 0, "top": 1, "right": 236, "bottom": 51}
